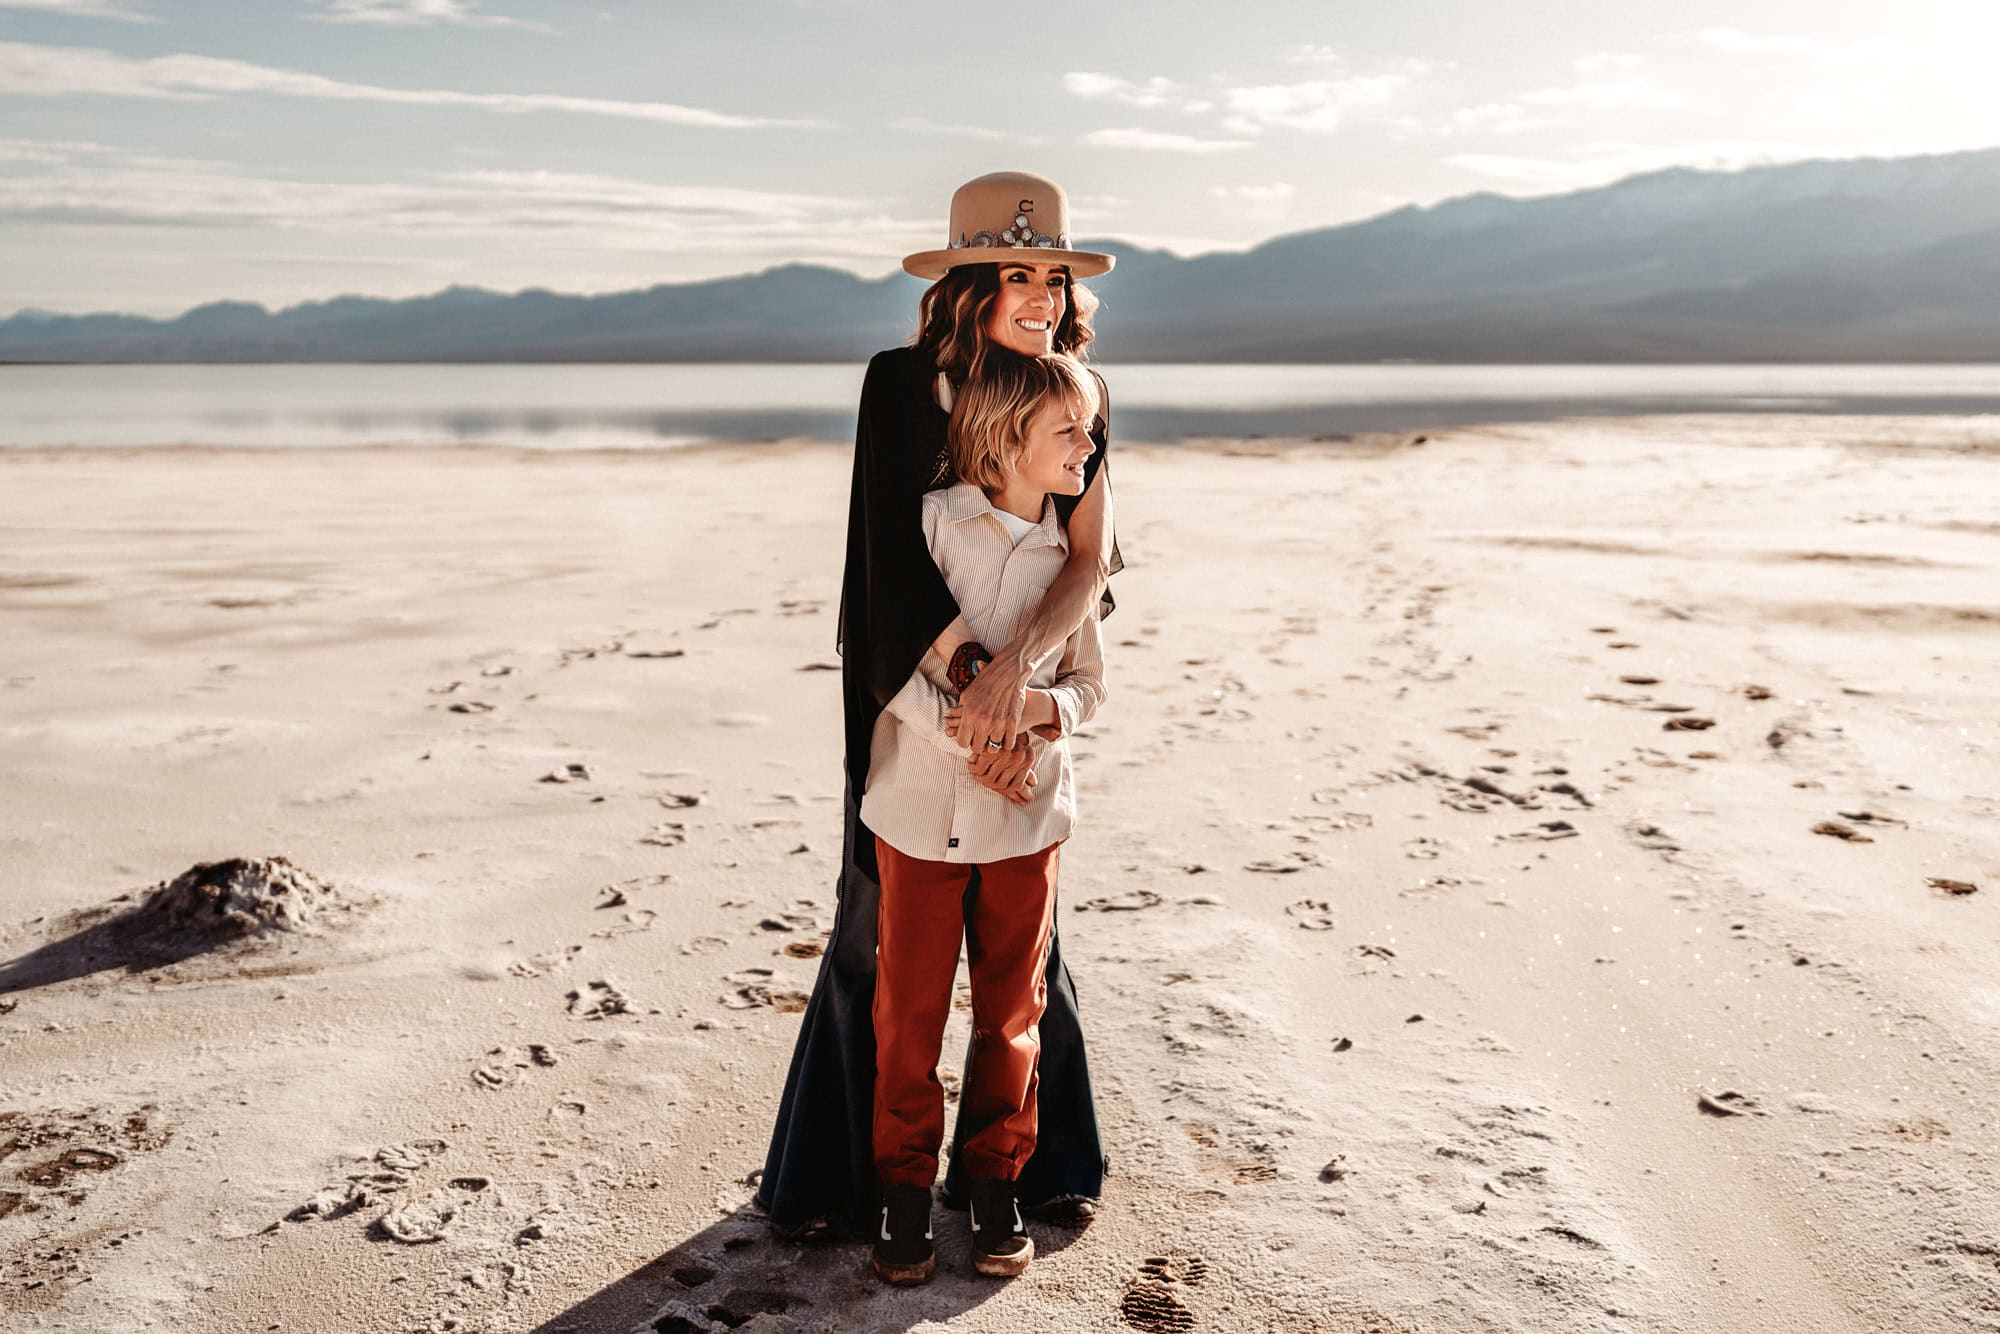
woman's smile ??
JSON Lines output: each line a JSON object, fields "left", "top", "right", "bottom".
{"left": 983, "top": 262, "right": 1068, "bottom": 356}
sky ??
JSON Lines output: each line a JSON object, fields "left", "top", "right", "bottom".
{"left": 3, "top": 0, "right": 1997, "bottom": 316}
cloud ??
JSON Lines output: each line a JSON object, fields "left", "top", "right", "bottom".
{"left": 887, "top": 115, "right": 1031, "bottom": 143}
{"left": 1219, "top": 73, "right": 1410, "bottom": 134}
{"left": 0, "top": 0, "right": 155, "bottom": 20}
{"left": 1695, "top": 27, "right": 1891, "bottom": 68}
{"left": 0, "top": 134, "right": 115, "bottom": 162}
{"left": 1210, "top": 182, "right": 1295, "bottom": 204}
{"left": 1065, "top": 61, "right": 1427, "bottom": 137}
{"left": 1433, "top": 102, "right": 1551, "bottom": 135}
{"left": 1574, "top": 50, "right": 1644, "bottom": 75}
{"left": 0, "top": 41, "right": 819, "bottom": 128}
{"left": 1062, "top": 70, "right": 1191, "bottom": 110}
{"left": 1210, "top": 181, "right": 1296, "bottom": 220}
{"left": 1079, "top": 127, "right": 1249, "bottom": 154}
{"left": 1282, "top": 43, "right": 1342, "bottom": 65}
{"left": 0, "top": 150, "right": 922, "bottom": 262}
{"left": 1520, "top": 81, "right": 1687, "bottom": 110}
{"left": 1445, "top": 139, "right": 1825, "bottom": 190}
{"left": 310, "top": 0, "right": 551, "bottom": 30}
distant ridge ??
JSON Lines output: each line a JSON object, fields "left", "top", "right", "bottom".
{"left": 6, "top": 146, "right": 2000, "bottom": 363}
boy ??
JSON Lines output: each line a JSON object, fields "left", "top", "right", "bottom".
{"left": 860, "top": 352, "right": 1107, "bottom": 1284}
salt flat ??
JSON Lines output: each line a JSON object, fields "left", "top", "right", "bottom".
{"left": 1, "top": 416, "right": 1996, "bottom": 1333}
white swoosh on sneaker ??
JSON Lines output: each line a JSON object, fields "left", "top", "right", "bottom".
{"left": 970, "top": 1202, "right": 981, "bottom": 1233}
{"left": 883, "top": 1203, "right": 933, "bottom": 1242}
{"left": 1012, "top": 1199, "right": 1024, "bottom": 1232}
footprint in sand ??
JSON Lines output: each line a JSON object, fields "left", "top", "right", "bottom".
{"left": 598, "top": 872, "right": 670, "bottom": 909}
{"left": 720, "top": 968, "right": 809, "bottom": 1014}
{"left": 565, "top": 979, "right": 632, "bottom": 1020}
{"left": 558, "top": 638, "right": 625, "bottom": 665}
{"left": 641, "top": 822, "right": 687, "bottom": 848}
{"left": 651, "top": 1274, "right": 807, "bottom": 1333}
{"left": 589, "top": 908, "right": 657, "bottom": 940}
{"left": 1120, "top": 1254, "right": 1206, "bottom": 1333}
{"left": 1246, "top": 852, "right": 1320, "bottom": 874}
{"left": 1075, "top": 889, "right": 1164, "bottom": 912}
{"left": 1184, "top": 1121, "right": 1281, "bottom": 1187}
{"left": 287, "top": 1138, "right": 450, "bottom": 1226}
{"left": 0, "top": 1105, "right": 172, "bottom": 1221}
{"left": 472, "top": 1043, "right": 560, "bottom": 1089}
{"left": 509, "top": 944, "right": 583, "bottom": 978}
{"left": 755, "top": 904, "right": 818, "bottom": 933}
{"left": 1697, "top": 1089, "right": 1765, "bottom": 1117}
{"left": 1837, "top": 809, "right": 1907, "bottom": 830}
{"left": 1498, "top": 820, "right": 1579, "bottom": 842}
{"left": 1626, "top": 822, "right": 1681, "bottom": 854}
{"left": 1286, "top": 899, "right": 1336, "bottom": 931}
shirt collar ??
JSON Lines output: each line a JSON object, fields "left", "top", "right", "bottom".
{"left": 943, "top": 482, "right": 1068, "bottom": 553}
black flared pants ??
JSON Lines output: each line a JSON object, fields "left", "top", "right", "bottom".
{"left": 755, "top": 781, "right": 1104, "bottom": 1236}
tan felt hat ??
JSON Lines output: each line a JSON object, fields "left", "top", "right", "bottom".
{"left": 902, "top": 170, "right": 1115, "bottom": 280}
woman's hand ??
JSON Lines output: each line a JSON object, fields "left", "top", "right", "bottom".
{"left": 952, "top": 652, "right": 1033, "bottom": 754}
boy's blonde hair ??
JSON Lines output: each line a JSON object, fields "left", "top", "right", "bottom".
{"left": 947, "top": 352, "right": 1102, "bottom": 492}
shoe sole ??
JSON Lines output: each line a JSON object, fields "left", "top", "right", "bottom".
{"left": 973, "top": 1236, "right": 1035, "bottom": 1278}
{"left": 951, "top": 1194, "right": 1100, "bottom": 1229}
{"left": 871, "top": 1253, "right": 935, "bottom": 1286}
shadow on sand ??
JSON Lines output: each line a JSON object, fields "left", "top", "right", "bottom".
{"left": 0, "top": 858, "right": 344, "bottom": 995}
{"left": 0, "top": 899, "right": 234, "bottom": 994}
{"left": 530, "top": 1195, "right": 1088, "bottom": 1334}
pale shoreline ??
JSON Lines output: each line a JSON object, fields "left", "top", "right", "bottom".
{"left": 2, "top": 414, "right": 1997, "bottom": 1333}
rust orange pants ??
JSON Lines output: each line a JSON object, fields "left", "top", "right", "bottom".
{"left": 872, "top": 836, "right": 1060, "bottom": 1189}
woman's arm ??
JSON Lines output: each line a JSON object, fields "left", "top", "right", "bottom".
{"left": 951, "top": 465, "right": 1114, "bottom": 757}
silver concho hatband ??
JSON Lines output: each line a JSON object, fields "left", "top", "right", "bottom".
{"left": 947, "top": 229, "right": 1073, "bottom": 251}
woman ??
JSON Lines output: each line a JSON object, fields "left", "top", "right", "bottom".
{"left": 757, "top": 171, "right": 1121, "bottom": 1238}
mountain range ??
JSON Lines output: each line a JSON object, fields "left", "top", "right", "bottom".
{"left": 7, "top": 146, "right": 2000, "bottom": 363}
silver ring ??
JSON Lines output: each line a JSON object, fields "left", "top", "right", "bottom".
{"left": 985, "top": 739, "right": 1006, "bottom": 750}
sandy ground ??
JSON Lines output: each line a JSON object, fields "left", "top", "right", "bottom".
{"left": 1, "top": 415, "right": 1997, "bottom": 1334}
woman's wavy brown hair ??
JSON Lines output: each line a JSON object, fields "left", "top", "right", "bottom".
{"left": 911, "top": 262, "right": 1099, "bottom": 387}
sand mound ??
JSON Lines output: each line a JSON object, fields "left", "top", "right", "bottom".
{"left": 133, "top": 856, "right": 337, "bottom": 938}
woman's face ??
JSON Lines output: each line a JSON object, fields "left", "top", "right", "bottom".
{"left": 1013, "top": 394, "right": 1096, "bottom": 499}
{"left": 982, "top": 262, "right": 1069, "bottom": 357}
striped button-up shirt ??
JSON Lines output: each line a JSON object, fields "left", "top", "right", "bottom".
{"left": 861, "top": 482, "right": 1106, "bottom": 864}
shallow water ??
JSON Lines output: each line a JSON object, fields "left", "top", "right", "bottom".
{"left": 4, "top": 362, "right": 1999, "bottom": 448}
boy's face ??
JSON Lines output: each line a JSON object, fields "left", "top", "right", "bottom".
{"left": 982, "top": 262, "right": 1069, "bottom": 356}
{"left": 1014, "top": 395, "right": 1095, "bottom": 499}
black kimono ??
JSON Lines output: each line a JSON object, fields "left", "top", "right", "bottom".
{"left": 756, "top": 344, "right": 1119, "bottom": 1236}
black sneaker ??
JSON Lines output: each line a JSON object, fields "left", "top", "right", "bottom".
{"left": 870, "top": 1183, "right": 935, "bottom": 1286}
{"left": 968, "top": 1179, "right": 1034, "bottom": 1277}
{"left": 1021, "top": 1194, "right": 1098, "bottom": 1228}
